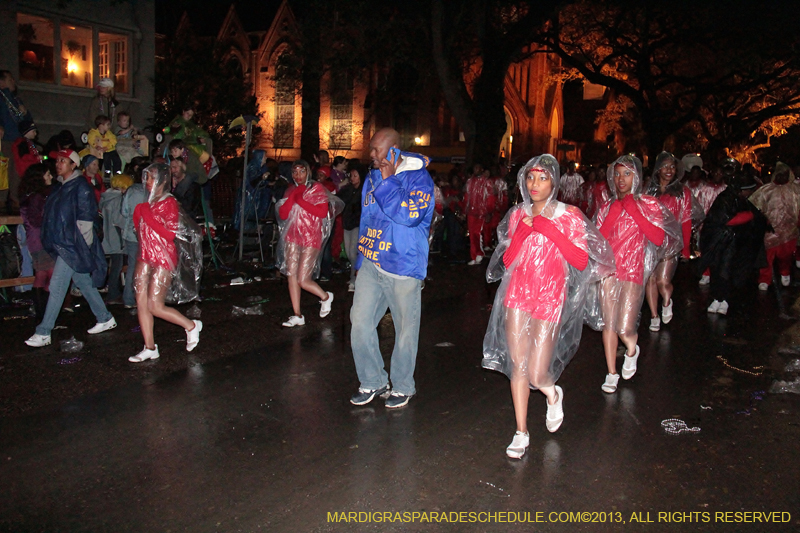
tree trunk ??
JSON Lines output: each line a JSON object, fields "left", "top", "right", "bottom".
{"left": 471, "top": 60, "right": 509, "bottom": 168}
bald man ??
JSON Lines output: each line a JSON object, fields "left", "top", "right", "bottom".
{"left": 350, "top": 128, "right": 435, "bottom": 408}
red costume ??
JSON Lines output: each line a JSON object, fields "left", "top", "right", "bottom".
{"left": 134, "top": 195, "right": 180, "bottom": 271}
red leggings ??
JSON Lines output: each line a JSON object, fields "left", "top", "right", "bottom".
{"left": 759, "top": 239, "right": 796, "bottom": 284}
{"left": 467, "top": 215, "right": 486, "bottom": 260}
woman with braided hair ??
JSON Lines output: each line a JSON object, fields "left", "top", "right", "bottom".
{"left": 482, "top": 154, "right": 614, "bottom": 459}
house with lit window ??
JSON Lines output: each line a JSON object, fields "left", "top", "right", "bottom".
{"left": 0, "top": 0, "right": 155, "bottom": 143}
{"left": 160, "top": 0, "right": 563, "bottom": 166}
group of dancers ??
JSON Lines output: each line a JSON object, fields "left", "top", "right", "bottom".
{"left": 482, "top": 152, "right": 701, "bottom": 459}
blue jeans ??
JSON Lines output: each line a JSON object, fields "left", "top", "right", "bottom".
{"left": 36, "top": 256, "right": 113, "bottom": 336}
{"left": 350, "top": 260, "right": 423, "bottom": 396}
{"left": 123, "top": 240, "right": 139, "bottom": 307}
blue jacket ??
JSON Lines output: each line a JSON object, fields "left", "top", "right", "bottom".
{"left": 42, "top": 172, "right": 107, "bottom": 286}
{"left": 356, "top": 151, "right": 434, "bottom": 280}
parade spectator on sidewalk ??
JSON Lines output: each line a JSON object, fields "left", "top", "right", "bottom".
{"left": 120, "top": 159, "right": 148, "bottom": 308}
{"left": 87, "top": 78, "right": 119, "bottom": 133}
{"left": 349, "top": 128, "right": 435, "bottom": 409}
{"left": 19, "top": 163, "right": 55, "bottom": 319}
{"left": 100, "top": 173, "right": 134, "bottom": 305}
{"left": 338, "top": 164, "right": 365, "bottom": 291}
{"left": 81, "top": 155, "right": 106, "bottom": 205}
{"left": 12, "top": 119, "right": 42, "bottom": 179}
{"left": 25, "top": 149, "right": 116, "bottom": 347}
{"left": 0, "top": 70, "right": 33, "bottom": 212}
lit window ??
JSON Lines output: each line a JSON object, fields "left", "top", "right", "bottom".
{"left": 274, "top": 76, "right": 295, "bottom": 148}
{"left": 329, "top": 71, "right": 353, "bottom": 150}
{"left": 99, "top": 32, "right": 128, "bottom": 93}
{"left": 61, "top": 24, "right": 93, "bottom": 88}
{"left": 17, "top": 14, "right": 55, "bottom": 83}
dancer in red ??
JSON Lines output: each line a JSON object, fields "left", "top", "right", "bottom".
{"left": 483, "top": 154, "right": 614, "bottom": 459}
{"left": 464, "top": 165, "right": 494, "bottom": 264}
{"left": 595, "top": 155, "right": 680, "bottom": 393}
{"left": 644, "top": 152, "right": 703, "bottom": 331}
{"left": 130, "top": 163, "right": 202, "bottom": 362}
{"left": 275, "top": 160, "right": 342, "bottom": 327}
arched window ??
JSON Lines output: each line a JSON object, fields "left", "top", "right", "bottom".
{"left": 329, "top": 70, "right": 353, "bottom": 150}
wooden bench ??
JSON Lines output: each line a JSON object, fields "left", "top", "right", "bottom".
{"left": 0, "top": 215, "right": 36, "bottom": 288}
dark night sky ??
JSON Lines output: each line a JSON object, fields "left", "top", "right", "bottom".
{"left": 156, "top": 0, "right": 284, "bottom": 36}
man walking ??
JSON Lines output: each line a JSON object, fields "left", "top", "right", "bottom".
{"left": 25, "top": 149, "right": 116, "bottom": 347}
{"left": 350, "top": 128, "right": 435, "bottom": 408}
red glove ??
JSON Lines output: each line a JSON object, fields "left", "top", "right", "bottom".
{"left": 532, "top": 216, "right": 588, "bottom": 270}
{"left": 599, "top": 201, "right": 623, "bottom": 240}
{"left": 726, "top": 211, "right": 754, "bottom": 226}
{"left": 503, "top": 218, "right": 533, "bottom": 268}
{"left": 621, "top": 195, "right": 665, "bottom": 246}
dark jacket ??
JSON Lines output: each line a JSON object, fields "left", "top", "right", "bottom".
{"left": 338, "top": 181, "right": 363, "bottom": 231}
{"left": 41, "top": 172, "right": 107, "bottom": 286}
{"left": 698, "top": 187, "right": 767, "bottom": 286}
{"left": 172, "top": 173, "right": 197, "bottom": 217}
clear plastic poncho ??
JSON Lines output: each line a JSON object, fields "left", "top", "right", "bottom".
{"left": 587, "top": 155, "right": 681, "bottom": 334}
{"left": 275, "top": 176, "right": 344, "bottom": 280}
{"left": 646, "top": 152, "right": 705, "bottom": 227}
{"left": 482, "top": 154, "right": 615, "bottom": 388}
{"left": 134, "top": 163, "right": 203, "bottom": 305}
{"left": 464, "top": 175, "right": 494, "bottom": 217}
{"left": 748, "top": 163, "right": 800, "bottom": 249}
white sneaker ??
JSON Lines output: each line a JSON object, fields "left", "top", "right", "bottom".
{"left": 467, "top": 255, "right": 483, "bottom": 266}
{"left": 717, "top": 300, "right": 729, "bottom": 315}
{"left": 699, "top": 275, "right": 710, "bottom": 285}
{"left": 758, "top": 282, "right": 769, "bottom": 291}
{"left": 661, "top": 299, "right": 673, "bottom": 324}
{"left": 506, "top": 431, "right": 529, "bottom": 459}
{"left": 782, "top": 275, "right": 791, "bottom": 287}
{"left": 621, "top": 345, "right": 640, "bottom": 380}
{"left": 129, "top": 345, "right": 159, "bottom": 362}
{"left": 25, "top": 333, "right": 51, "bottom": 347}
{"left": 282, "top": 315, "right": 305, "bottom": 327}
{"left": 320, "top": 291, "right": 334, "bottom": 318}
{"left": 348, "top": 282, "right": 355, "bottom": 292}
{"left": 545, "top": 385, "right": 564, "bottom": 433}
{"left": 87, "top": 317, "right": 117, "bottom": 334}
{"left": 601, "top": 373, "right": 620, "bottom": 393}
{"left": 186, "top": 320, "right": 202, "bottom": 352}
{"left": 707, "top": 299, "right": 721, "bottom": 313}
{"left": 649, "top": 317, "right": 661, "bottom": 331}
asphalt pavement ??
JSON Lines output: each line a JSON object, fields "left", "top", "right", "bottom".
{"left": 1, "top": 257, "right": 799, "bottom": 532}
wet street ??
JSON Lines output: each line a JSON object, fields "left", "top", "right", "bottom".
{"left": 1, "top": 258, "right": 799, "bottom": 532}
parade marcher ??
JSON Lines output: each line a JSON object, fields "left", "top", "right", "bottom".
{"left": 559, "top": 161, "right": 584, "bottom": 207}
{"left": 349, "top": 128, "right": 435, "bottom": 409}
{"left": 25, "top": 149, "right": 116, "bottom": 347}
{"left": 275, "top": 160, "right": 342, "bottom": 327}
{"left": 19, "top": 163, "right": 55, "bottom": 319}
{"left": 644, "top": 152, "right": 704, "bottom": 331}
{"left": 697, "top": 170, "right": 766, "bottom": 314}
{"left": 482, "top": 154, "right": 614, "bottom": 458}
{"left": 595, "top": 155, "right": 681, "bottom": 393}
{"left": 488, "top": 167, "right": 509, "bottom": 249}
{"left": 129, "top": 164, "right": 202, "bottom": 362}
{"left": 745, "top": 162, "right": 799, "bottom": 291}
{"left": 464, "top": 164, "right": 495, "bottom": 265}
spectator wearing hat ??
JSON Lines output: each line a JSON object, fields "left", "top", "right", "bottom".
{"left": 25, "top": 149, "right": 116, "bottom": 348}
{"left": 12, "top": 119, "right": 42, "bottom": 179}
{"left": 87, "top": 78, "right": 119, "bottom": 133}
{"left": 0, "top": 70, "right": 33, "bottom": 212}
{"left": 81, "top": 155, "right": 106, "bottom": 204}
